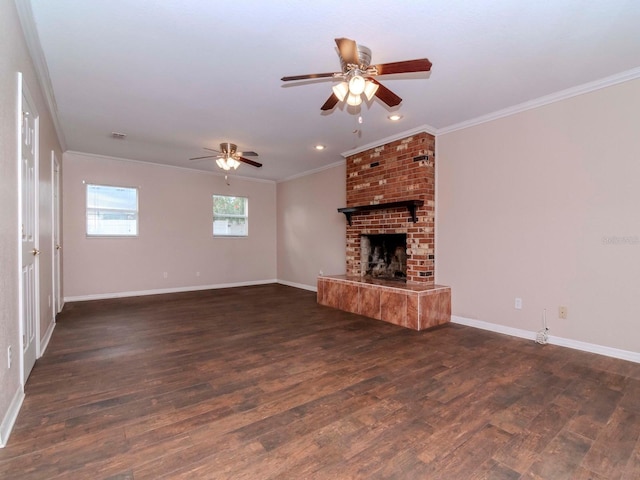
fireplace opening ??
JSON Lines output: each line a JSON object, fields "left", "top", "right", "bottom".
{"left": 360, "top": 233, "right": 407, "bottom": 281}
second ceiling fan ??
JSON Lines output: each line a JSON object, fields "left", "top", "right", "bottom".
{"left": 281, "top": 37, "right": 432, "bottom": 111}
{"left": 190, "top": 143, "right": 262, "bottom": 171}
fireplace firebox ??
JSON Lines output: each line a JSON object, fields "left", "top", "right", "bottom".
{"left": 360, "top": 233, "right": 407, "bottom": 280}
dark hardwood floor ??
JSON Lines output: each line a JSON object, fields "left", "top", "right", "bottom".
{"left": 1, "top": 284, "right": 639, "bottom": 479}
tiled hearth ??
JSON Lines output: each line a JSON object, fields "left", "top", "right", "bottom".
{"left": 317, "top": 275, "right": 451, "bottom": 331}
{"left": 319, "top": 131, "right": 451, "bottom": 330}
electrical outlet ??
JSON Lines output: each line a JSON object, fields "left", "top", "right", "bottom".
{"left": 196, "top": 271, "right": 200, "bottom": 277}
{"left": 163, "top": 272, "right": 168, "bottom": 279}
{"left": 559, "top": 306, "right": 568, "bottom": 319}
{"left": 515, "top": 297, "right": 523, "bottom": 310}
{"left": 7, "top": 345, "right": 11, "bottom": 369}
{"left": 319, "top": 270, "right": 324, "bottom": 276}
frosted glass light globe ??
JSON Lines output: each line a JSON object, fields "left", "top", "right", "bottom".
{"left": 348, "top": 75, "right": 366, "bottom": 95}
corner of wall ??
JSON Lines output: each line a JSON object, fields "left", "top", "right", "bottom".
{"left": 0, "top": 387, "right": 25, "bottom": 448}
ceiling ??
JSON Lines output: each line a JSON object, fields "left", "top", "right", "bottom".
{"left": 22, "top": 0, "right": 640, "bottom": 182}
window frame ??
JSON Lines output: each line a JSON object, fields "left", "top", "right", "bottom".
{"left": 86, "top": 183, "right": 139, "bottom": 238}
{"left": 213, "top": 194, "right": 249, "bottom": 237}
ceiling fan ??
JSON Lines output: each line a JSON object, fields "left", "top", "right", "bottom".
{"left": 281, "top": 37, "right": 432, "bottom": 111}
{"left": 190, "top": 142, "right": 262, "bottom": 170}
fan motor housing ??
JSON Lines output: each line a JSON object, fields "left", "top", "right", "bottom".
{"left": 220, "top": 142, "right": 237, "bottom": 155}
{"left": 340, "top": 45, "right": 372, "bottom": 72}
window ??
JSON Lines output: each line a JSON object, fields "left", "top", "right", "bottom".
{"left": 86, "top": 184, "right": 138, "bottom": 236}
{"left": 213, "top": 195, "right": 248, "bottom": 237}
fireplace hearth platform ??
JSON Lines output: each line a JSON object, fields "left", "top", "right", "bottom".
{"left": 317, "top": 275, "right": 451, "bottom": 331}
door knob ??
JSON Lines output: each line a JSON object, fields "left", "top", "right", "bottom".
{"left": 56, "top": 244, "right": 61, "bottom": 250}
{"left": 31, "top": 248, "right": 40, "bottom": 256}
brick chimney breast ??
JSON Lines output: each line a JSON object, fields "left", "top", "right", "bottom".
{"left": 345, "top": 132, "right": 435, "bottom": 284}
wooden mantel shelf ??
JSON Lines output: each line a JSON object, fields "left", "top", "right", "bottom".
{"left": 337, "top": 200, "right": 424, "bottom": 226}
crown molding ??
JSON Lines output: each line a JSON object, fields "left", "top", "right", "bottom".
{"left": 14, "top": 0, "right": 67, "bottom": 150}
{"left": 438, "top": 67, "right": 640, "bottom": 135}
{"left": 65, "top": 150, "right": 277, "bottom": 184}
{"left": 341, "top": 123, "right": 438, "bottom": 158}
{"left": 277, "top": 159, "right": 345, "bottom": 183}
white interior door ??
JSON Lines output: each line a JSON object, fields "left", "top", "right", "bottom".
{"left": 52, "top": 152, "right": 62, "bottom": 314}
{"left": 20, "top": 82, "right": 39, "bottom": 384}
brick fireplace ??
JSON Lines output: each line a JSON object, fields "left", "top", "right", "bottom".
{"left": 317, "top": 132, "right": 451, "bottom": 330}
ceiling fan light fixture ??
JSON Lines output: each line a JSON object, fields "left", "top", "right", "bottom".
{"left": 348, "top": 75, "right": 366, "bottom": 95}
{"left": 192, "top": 142, "right": 261, "bottom": 169}
{"left": 281, "top": 37, "right": 432, "bottom": 112}
{"left": 346, "top": 93, "right": 363, "bottom": 106}
{"left": 332, "top": 82, "right": 349, "bottom": 102}
{"left": 216, "top": 158, "right": 229, "bottom": 170}
{"left": 363, "top": 80, "right": 379, "bottom": 101}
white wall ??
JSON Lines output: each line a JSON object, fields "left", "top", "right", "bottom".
{"left": 1, "top": 0, "right": 62, "bottom": 445}
{"left": 62, "top": 152, "right": 277, "bottom": 299}
{"left": 277, "top": 164, "right": 346, "bottom": 289}
{"left": 437, "top": 79, "right": 640, "bottom": 354}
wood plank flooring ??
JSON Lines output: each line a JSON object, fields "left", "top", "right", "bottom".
{"left": 1, "top": 284, "right": 639, "bottom": 479}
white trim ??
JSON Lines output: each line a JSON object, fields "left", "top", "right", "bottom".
{"left": 451, "top": 315, "right": 640, "bottom": 364}
{"left": 0, "top": 388, "right": 25, "bottom": 448}
{"left": 51, "top": 151, "right": 62, "bottom": 314}
{"left": 277, "top": 279, "right": 317, "bottom": 292}
{"left": 65, "top": 151, "right": 276, "bottom": 184}
{"left": 547, "top": 335, "right": 640, "bottom": 364}
{"left": 451, "top": 315, "right": 537, "bottom": 341}
{"left": 39, "top": 320, "right": 55, "bottom": 358}
{"left": 63, "top": 279, "right": 278, "bottom": 303}
{"left": 278, "top": 159, "right": 345, "bottom": 183}
{"left": 19, "top": 76, "right": 42, "bottom": 383}
{"left": 438, "top": 67, "right": 640, "bottom": 135}
{"left": 16, "top": 71, "right": 23, "bottom": 390}
{"left": 341, "top": 124, "right": 438, "bottom": 158}
{"left": 13, "top": 0, "right": 66, "bottom": 150}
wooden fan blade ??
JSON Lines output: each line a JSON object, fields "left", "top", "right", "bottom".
{"left": 370, "top": 79, "right": 402, "bottom": 107}
{"left": 373, "top": 58, "right": 432, "bottom": 76}
{"left": 281, "top": 72, "right": 337, "bottom": 81}
{"left": 189, "top": 155, "right": 217, "bottom": 161}
{"left": 321, "top": 93, "right": 340, "bottom": 111}
{"left": 335, "top": 37, "right": 359, "bottom": 65}
{"left": 239, "top": 151, "right": 258, "bottom": 157}
{"left": 238, "top": 157, "right": 262, "bottom": 168}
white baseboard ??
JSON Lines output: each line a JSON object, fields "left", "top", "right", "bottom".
{"left": 451, "top": 315, "right": 537, "bottom": 342}
{"left": 451, "top": 315, "right": 640, "bottom": 364}
{"left": 0, "top": 387, "right": 25, "bottom": 448}
{"left": 63, "top": 279, "right": 279, "bottom": 303}
{"left": 547, "top": 335, "right": 640, "bottom": 363}
{"left": 277, "top": 280, "right": 317, "bottom": 292}
{"left": 40, "top": 320, "right": 55, "bottom": 358}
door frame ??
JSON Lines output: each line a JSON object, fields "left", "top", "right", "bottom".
{"left": 18, "top": 73, "right": 41, "bottom": 386}
{"left": 51, "top": 151, "right": 62, "bottom": 315}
